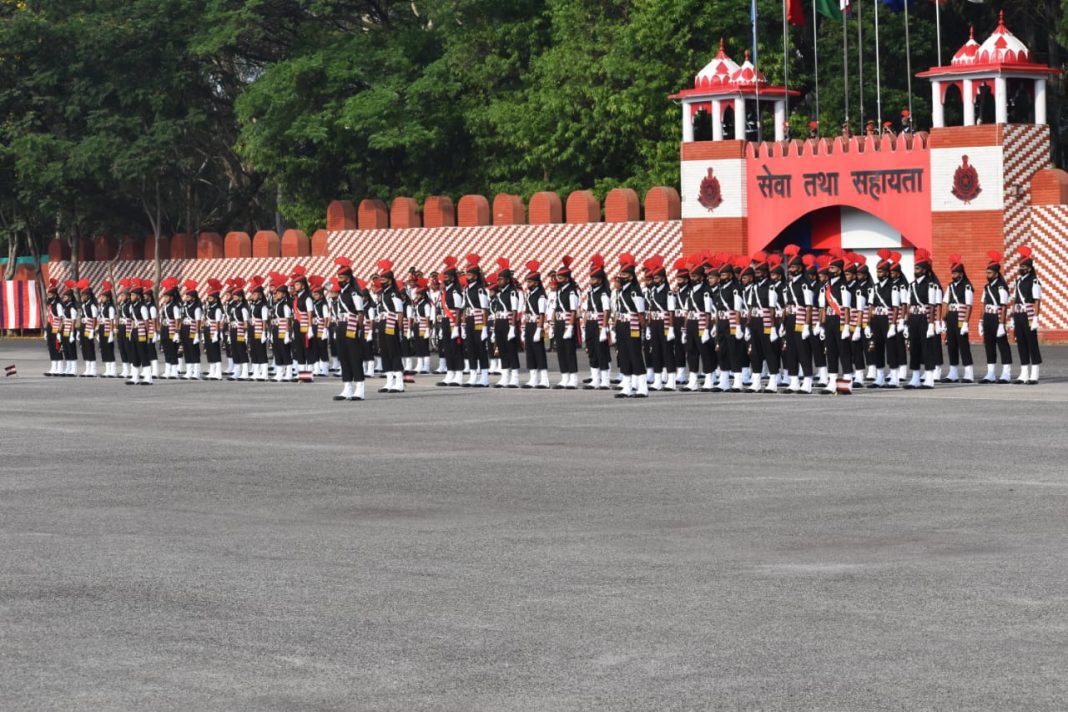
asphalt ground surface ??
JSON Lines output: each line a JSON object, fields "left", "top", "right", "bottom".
{"left": 1, "top": 338, "right": 1067, "bottom": 711}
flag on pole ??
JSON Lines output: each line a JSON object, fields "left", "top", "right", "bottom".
{"left": 787, "top": 0, "right": 806, "bottom": 26}
{"left": 815, "top": 0, "right": 841, "bottom": 20}
{"left": 0, "top": 280, "right": 40, "bottom": 330}
{"left": 878, "top": 0, "right": 915, "bottom": 10}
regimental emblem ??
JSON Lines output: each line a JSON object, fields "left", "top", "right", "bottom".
{"left": 698, "top": 168, "right": 723, "bottom": 212}
{"left": 951, "top": 155, "right": 982, "bottom": 204}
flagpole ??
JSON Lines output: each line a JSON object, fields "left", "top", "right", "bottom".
{"left": 783, "top": 0, "right": 789, "bottom": 127}
{"left": 843, "top": 5, "right": 849, "bottom": 125}
{"left": 904, "top": 0, "right": 913, "bottom": 121}
{"left": 813, "top": 0, "right": 820, "bottom": 129}
{"left": 857, "top": 0, "right": 864, "bottom": 129}
{"left": 752, "top": 0, "right": 762, "bottom": 142}
{"left": 936, "top": 0, "right": 943, "bottom": 66}
{"left": 874, "top": 0, "right": 882, "bottom": 130}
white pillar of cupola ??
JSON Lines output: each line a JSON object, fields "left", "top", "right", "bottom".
{"left": 1035, "top": 78, "right": 1048, "bottom": 124}
{"left": 682, "top": 101, "right": 694, "bottom": 143}
{"left": 774, "top": 101, "right": 785, "bottom": 140}
{"left": 712, "top": 100, "right": 723, "bottom": 140}
{"left": 963, "top": 79, "right": 975, "bottom": 126}
{"left": 733, "top": 97, "right": 746, "bottom": 140}
{"left": 931, "top": 81, "right": 945, "bottom": 128}
{"left": 994, "top": 76, "right": 1008, "bottom": 124}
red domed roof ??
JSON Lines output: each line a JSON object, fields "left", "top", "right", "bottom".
{"left": 951, "top": 26, "right": 980, "bottom": 67}
{"left": 976, "top": 11, "right": 1030, "bottom": 65}
{"left": 695, "top": 38, "right": 740, "bottom": 89}
{"left": 730, "top": 51, "right": 767, "bottom": 87}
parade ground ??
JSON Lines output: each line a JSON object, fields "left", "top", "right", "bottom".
{"left": 2, "top": 338, "right": 1068, "bottom": 711}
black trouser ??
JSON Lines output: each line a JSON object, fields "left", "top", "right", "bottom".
{"left": 907, "top": 314, "right": 934, "bottom": 370}
{"left": 99, "top": 331, "right": 115, "bottom": 363}
{"left": 230, "top": 330, "right": 249, "bottom": 364}
{"left": 205, "top": 337, "right": 222, "bottom": 364}
{"left": 945, "top": 313, "right": 973, "bottom": 367}
{"left": 250, "top": 336, "right": 269, "bottom": 365}
{"left": 312, "top": 336, "right": 330, "bottom": 363}
{"left": 673, "top": 316, "right": 687, "bottom": 369}
{"left": 783, "top": 315, "right": 812, "bottom": 377}
{"left": 748, "top": 317, "right": 781, "bottom": 375}
{"left": 684, "top": 321, "right": 702, "bottom": 373}
{"left": 981, "top": 313, "right": 1011, "bottom": 366}
{"left": 810, "top": 330, "right": 826, "bottom": 370}
{"left": 291, "top": 331, "right": 309, "bottom": 365}
{"left": 338, "top": 334, "right": 364, "bottom": 382}
{"left": 584, "top": 320, "right": 611, "bottom": 370}
{"left": 494, "top": 319, "right": 519, "bottom": 369}
{"left": 128, "top": 335, "right": 145, "bottom": 368}
{"left": 118, "top": 330, "right": 130, "bottom": 365}
{"left": 698, "top": 321, "right": 717, "bottom": 374}
{"left": 442, "top": 322, "right": 465, "bottom": 371}
{"left": 80, "top": 332, "right": 96, "bottom": 362}
{"left": 614, "top": 322, "right": 644, "bottom": 376}
{"left": 180, "top": 327, "right": 200, "bottom": 366}
{"left": 273, "top": 337, "right": 291, "bottom": 366}
{"left": 715, "top": 319, "right": 741, "bottom": 373}
{"left": 554, "top": 318, "right": 578, "bottom": 374}
{"left": 1013, "top": 312, "right": 1042, "bottom": 365}
{"left": 61, "top": 334, "right": 77, "bottom": 362}
{"left": 524, "top": 322, "right": 547, "bottom": 370}
{"left": 378, "top": 324, "right": 403, "bottom": 372}
{"left": 162, "top": 333, "right": 180, "bottom": 365}
{"left": 646, "top": 319, "right": 674, "bottom": 373}
{"left": 870, "top": 315, "right": 890, "bottom": 369}
{"left": 46, "top": 328, "right": 60, "bottom": 360}
{"left": 465, "top": 317, "right": 489, "bottom": 370}
{"left": 824, "top": 316, "right": 848, "bottom": 374}
{"left": 850, "top": 327, "right": 866, "bottom": 372}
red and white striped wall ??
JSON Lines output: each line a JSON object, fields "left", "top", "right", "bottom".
{"left": 48, "top": 221, "right": 682, "bottom": 289}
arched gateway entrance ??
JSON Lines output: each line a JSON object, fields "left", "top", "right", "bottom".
{"left": 763, "top": 206, "right": 917, "bottom": 274}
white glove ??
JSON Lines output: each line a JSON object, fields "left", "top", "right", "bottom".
{"left": 212, "top": 335, "right": 219, "bottom": 344}
{"left": 769, "top": 328, "right": 779, "bottom": 344}
{"left": 818, "top": 328, "right": 826, "bottom": 342}
{"left": 851, "top": 327, "right": 861, "bottom": 342}
{"left": 896, "top": 319, "right": 906, "bottom": 333}
{"left": 744, "top": 328, "right": 752, "bottom": 342}
{"left": 700, "top": 329, "right": 710, "bottom": 344}
{"left": 598, "top": 327, "right": 608, "bottom": 342}
{"left": 681, "top": 329, "right": 688, "bottom": 344}
{"left": 563, "top": 326, "right": 573, "bottom": 340}
{"left": 801, "top": 324, "right": 811, "bottom": 339}
{"left": 925, "top": 323, "right": 935, "bottom": 339}
{"left": 481, "top": 325, "right": 489, "bottom": 341}
{"left": 533, "top": 327, "right": 542, "bottom": 342}
{"left": 549, "top": 324, "right": 556, "bottom": 340}
{"left": 460, "top": 325, "right": 467, "bottom": 340}
{"left": 978, "top": 322, "right": 984, "bottom": 337}
{"left": 887, "top": 325, "right": 896, "bottom": 338}
{"left": 193, "top": 335, "right": 200, "bottom": 345}
{"left": 960, "top": 322, "right": 969, "bottom": 336}
{"left": 284, "top": 334, "right": 291, "bottom": 344}
{"left": 643, "top": 327, "right": 651, "bottom": 341}
{"left": 936, "top": 320, "right": 946, "bottom": 335}
{"left": 996, "top": 324, "right": 1006, "bottom": 338}
{"left": 734, "top": 324, "right": 744, "bottom": 340}
{"left": 666, "top": 327, "right": 675, "bottom": 342}
{"left": 507, "top": 326, "right": 515, "bottom": 341}
{"left": 864, "top": 326, "right": 872, "bottom": 340}
{"left": 1030, "top": 319, "right": 1038, "bottom": 332}
{"left": 841, "top": 325, "right": 850, "bottom": 339}
{"left": 902, "top": 325, "right": 909, "bottom": 340}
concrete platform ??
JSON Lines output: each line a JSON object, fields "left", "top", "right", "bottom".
{"left": 1, "top": 338, "right": 1067, "bottom": 711}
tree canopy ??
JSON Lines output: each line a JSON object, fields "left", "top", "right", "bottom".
{"left": 0, "top": 0, "right": 1061, "bottom": 269}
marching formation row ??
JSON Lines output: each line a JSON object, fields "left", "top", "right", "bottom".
{"left": 43, "top": 245, "right": 1044, "bottom": 400}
